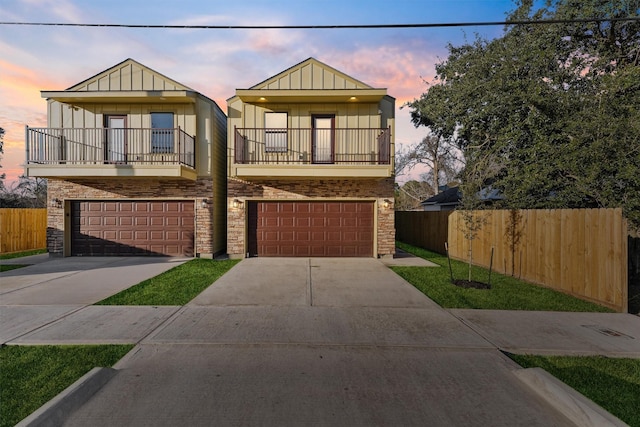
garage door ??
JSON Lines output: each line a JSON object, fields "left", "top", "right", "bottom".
{"left": 247, "top": 201, "right": 374, "bottom": 257}
{"left": 71, "top": 200, "right": 194, "bottom": 256}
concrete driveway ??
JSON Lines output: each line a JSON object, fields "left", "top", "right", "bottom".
{"left": 8, "top": 256, "right": 636, "bottom": 426}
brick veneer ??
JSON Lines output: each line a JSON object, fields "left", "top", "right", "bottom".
{"left": 47, "top": 178, "right": 214, "bottom": 256}
{"left": 227, "top": 177, "right": 395, "bottom": 258}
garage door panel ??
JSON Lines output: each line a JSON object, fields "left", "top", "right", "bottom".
{"left": 71, "top": 200, "right": 194, "bottom": 256}
{"left": 250, "top": 201, "right": 373, "bottom": 257}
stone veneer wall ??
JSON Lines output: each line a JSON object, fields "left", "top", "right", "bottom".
{"left": 47, "top": 178, "right": 216, "bottom": 256}
{"left": 227, "top": 177, "right": 395, "bottom": 258}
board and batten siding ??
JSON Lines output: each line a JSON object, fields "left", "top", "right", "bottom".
{"left": 72, "top": 62, "right": 184, "bottom": 92}
{"left": 258, "top": 61, "right": 369, "bottom": 90}
{"left": 47, "top": 102, "right": 196, "bottom": 135}
{"left": 235, "top": 102, "right": 383, "bottom": 129}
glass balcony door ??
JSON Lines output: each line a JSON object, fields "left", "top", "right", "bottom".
{"left": 105, "top": 115, "right": 127, "bottom": 163}
{"left": 312, "top": 115, "right": 335, "bottom": 164}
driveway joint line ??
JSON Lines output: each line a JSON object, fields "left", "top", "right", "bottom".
{"left": 307, "top": 258, "right": 313, "bottom": 307}
{"left": 138, "top": 305, "right": 190, "bottom": 344}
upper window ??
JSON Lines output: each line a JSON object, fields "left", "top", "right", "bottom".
{"left": 151, "top": 112, "right": 174, "bottom": 153}
{"left": 265, "top": 112, "right": 288, "bottom": 153}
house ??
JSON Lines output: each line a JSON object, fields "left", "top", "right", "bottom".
{"left": 420, "top": 185, "right": 503, "bottom": 211}
{"left": 25, "top": 59, "right": 227, "bottom": 258}
{"left": 420, "top": 186, "right": 461, "bottom": 211}
{"left": 226, "top": 58, "right": 396, "bottom": 258}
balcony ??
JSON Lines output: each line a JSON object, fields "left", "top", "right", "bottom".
{"left": 232, "top": 127, "right": 392, "bottom": 179}
{"left": 25, "top": 127, "right": 197, "bottom": 180}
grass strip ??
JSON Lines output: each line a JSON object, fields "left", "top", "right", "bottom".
{"left": 392, "top": 241, "right": 612, "bottom": 312}
{"left": 0, "top": 264, "right": 30, "bottom": 272}
{"left": 509, "top": 354, "right": 640, "bottom": 427}
{"left": 0, "top": 344, "right": 134, "bottom": 427}
{"left": 0, "top": 249, "right": 47, "bottom": 260}
{"left": 96, "top": 258, "right": 240, "bottom": 305}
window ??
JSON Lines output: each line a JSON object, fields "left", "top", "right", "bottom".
{"left": 265, "top": 112, "right": 288, "bottom": 153}
{"left": 151, "top": 112, "right": 174, "bottom": 153}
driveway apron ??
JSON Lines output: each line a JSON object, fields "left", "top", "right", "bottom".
{"left": 60, "top": 258, "right": 577, "bottom": 427}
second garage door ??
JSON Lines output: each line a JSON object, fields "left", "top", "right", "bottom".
{"left": 71, "top": 200, "right": 194, "bottom": 256}
{"left": 247, "top": 201, "right": 374, "bottom": 257}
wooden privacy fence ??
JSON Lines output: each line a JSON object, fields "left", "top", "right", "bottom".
{"left": 396, "top": 208, "right": 628, "bottom": 312}
{"left": 395, "top": 211, "right": 451, "bottom": 254}
{"left": 0, "top": 209, "right": 47, "bottom": 253}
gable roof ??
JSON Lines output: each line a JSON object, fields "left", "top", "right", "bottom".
{"left": 66, "top": 58, "right": 193, "bottom": 92}
{"left": 249, "top": 57, "right": 373, "bottom": 91}
{"left": 229, "top": 57, "right": 391, "bottom": 104}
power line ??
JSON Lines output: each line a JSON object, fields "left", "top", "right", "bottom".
{"left": 0, "top": 17, "right": 639, "bottom": 30}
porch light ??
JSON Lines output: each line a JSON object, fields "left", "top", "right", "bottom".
{"left": 349, "top": 96, "right": 357, "bottom": 101}
{"left": 201, "top": 199, "right": 210, "bottom": 208}
{"left": 50, "top": 198, "right": 62, "bottom": 209}
{"left": 232, "top": 199, "right": 243, "bottom": 209}
{"left": 258, "top": 97, "right": 267, "bottom": 102}
{"left": 383, "top": 199, "right": 392, "bottom": 209}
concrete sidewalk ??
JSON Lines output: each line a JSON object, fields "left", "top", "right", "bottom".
{"left": 1, "top": 256, "right": 189, "bottom": 344}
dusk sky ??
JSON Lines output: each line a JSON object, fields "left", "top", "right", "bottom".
{"left": 1, "top": 0, "right": 518, "bottom": 186}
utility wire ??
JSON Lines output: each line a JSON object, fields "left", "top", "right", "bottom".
{"left": 0, "top": 17, "right": 639, "bottom": 30}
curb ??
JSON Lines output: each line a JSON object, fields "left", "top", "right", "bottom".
{"left": 513, "top": 367, "right": 629, "bottom": 427}
{"left": 16, "top": 367, "right": 117, "bottom": 427}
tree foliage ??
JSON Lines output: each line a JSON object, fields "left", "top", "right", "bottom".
{"left": 394, "top": 179, "right": 435, "bottom": 211}
{"left": 0, "top": 176, "right": 47, "bottom": 208}
{"left": 408, "top": 0, "right": 640, "bottom": 228}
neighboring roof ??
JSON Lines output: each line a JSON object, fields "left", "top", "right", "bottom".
{"left": 420, "top": 186, "right": 503, "bottom": 206}
{"left": 421, "top": 186, "right": 461, "bottom": 206}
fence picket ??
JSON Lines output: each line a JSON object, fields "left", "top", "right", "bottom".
{"left": 0, "top": 209, "right": 47, "bottom": 254}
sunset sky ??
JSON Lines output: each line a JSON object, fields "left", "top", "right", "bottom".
{"left": 0, "top": 0, "right": 517, "bottom": 187}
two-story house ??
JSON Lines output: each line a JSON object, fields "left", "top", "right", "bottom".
{"left": 227, "top": 58, "right": 395, "bottom": 258}
{"left": 25, "top": 59, "right": 227, "bottom": 258}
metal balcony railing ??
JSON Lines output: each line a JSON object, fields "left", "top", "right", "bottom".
{"left": 25, "top": 127, "right": 196, "bottom": 169}
{"left": 234, "top": 127, "right": 391, "bottom": 165}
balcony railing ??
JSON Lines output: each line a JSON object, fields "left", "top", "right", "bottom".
{"left": 25, "top": 127, "right": 195, "bottom": 169}
{"left": 234, "top": 127, "right": 391, "bottom": 165}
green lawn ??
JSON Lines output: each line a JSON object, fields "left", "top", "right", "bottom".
{"left": 509, "top": 354, "right": 640, "bottom": 427}
{"left": 392, "top": 241, "right": 612, "bottom": 312}
{"left": 0, "top": 345, "right": 134, "bottom": 427}
{"left": 96, "top": 258, "right": 240, "bottom": 305}
{"left": 0, "top": 264, "right": 30, "bottom": 272}
{"left": 0, "top": 248, "right": 47, "bottom": 260}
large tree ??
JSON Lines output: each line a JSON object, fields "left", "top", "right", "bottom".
{"left": 395, "top": 133, "right": 460, "bottom": 196}
{"left": 408, "top": 0, "right": 640, "bottom": 228}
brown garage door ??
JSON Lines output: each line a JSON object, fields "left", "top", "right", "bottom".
{"left": 71, "top": 200, "right": 194, "bottom": 256}
{"left": 247, "top": 201, "right": 374, "bottom": 257}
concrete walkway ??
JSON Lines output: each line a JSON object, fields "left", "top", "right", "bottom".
{"left": 3, "top": 255, "right": 638, "bottom": 426}
{"left": 1, "top": 256, "right": 189, "bottom": 344}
